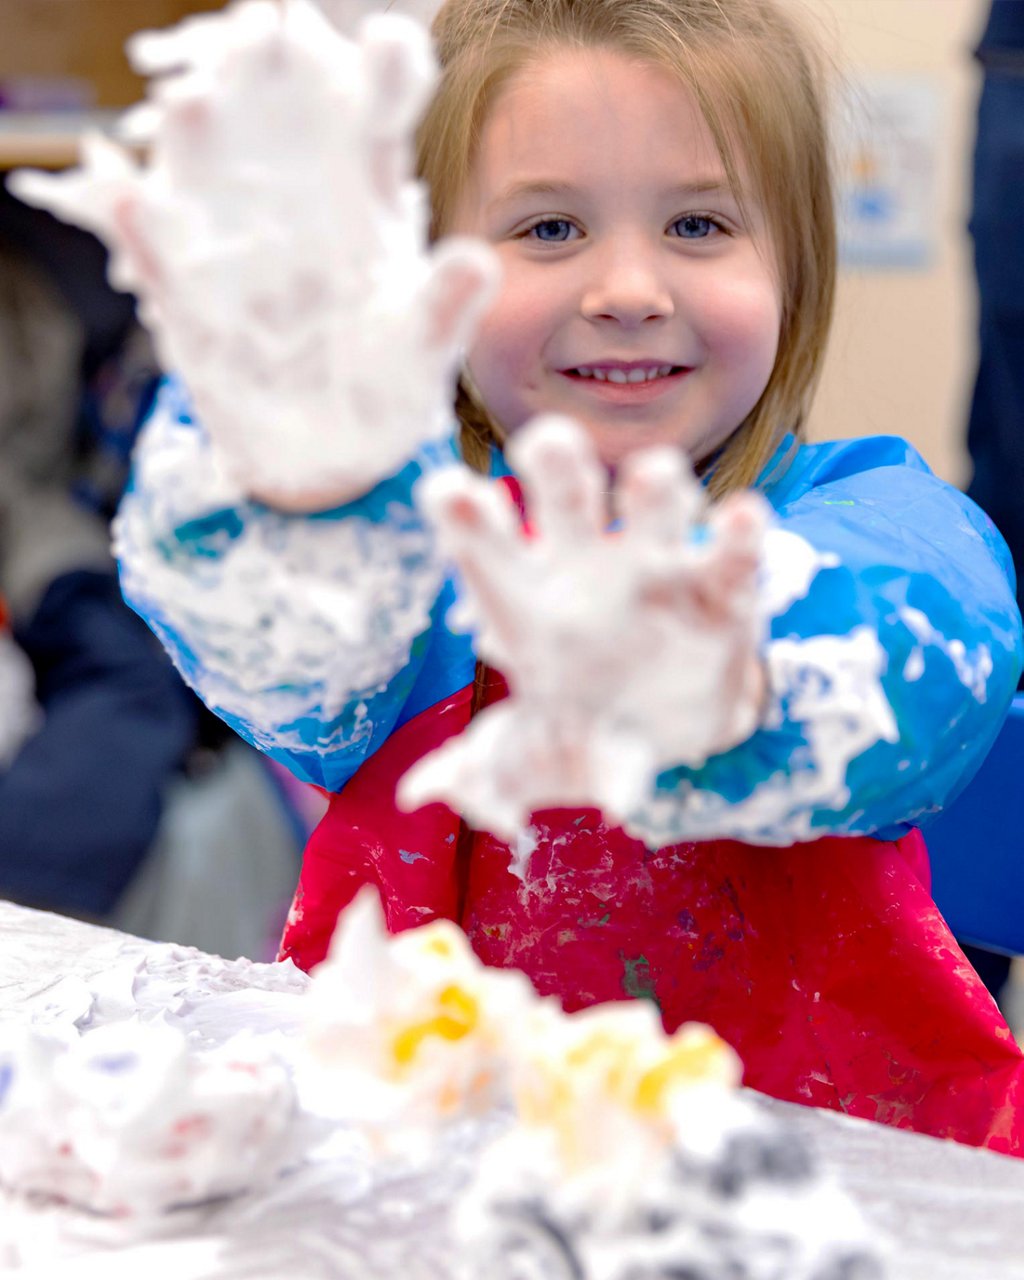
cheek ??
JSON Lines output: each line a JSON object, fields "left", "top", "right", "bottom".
{"left": 475, "top": 276, "right": 547, "bottom": 355}
{"left": 466, "top": 288, "right": 546, "bottom": 407}
{"left": 710, "top": 274, "right": 780, "bottom": 345}
{"left": 707, "top": 278, "right": 782, "bottom": 384}
{"left": 466, "top": 308, "right": 517, "bottom": 408}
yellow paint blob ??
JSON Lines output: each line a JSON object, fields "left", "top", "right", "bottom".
{"left": 634, "top": 1029, "right": 735, "bottom": 1114}
{"left": 391, "top": 984, "right": 480, "bottom": 1066}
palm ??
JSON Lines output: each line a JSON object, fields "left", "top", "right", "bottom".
{"left": 400, "top": 417, "right": 769, "bottom": 842}
{"left": 12, "top": 0, "right": 496, "bottom": 506}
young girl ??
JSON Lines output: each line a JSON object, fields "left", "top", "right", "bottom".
{"left": 46, "top": 0, "right": 1024, "bottom": 1152}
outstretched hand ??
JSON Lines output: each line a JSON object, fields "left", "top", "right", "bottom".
{"left": 399, "top": 417, "right": 769, "bottom": 842}
{"left": 11, "top": 0, "right": 496, "bottom": 508}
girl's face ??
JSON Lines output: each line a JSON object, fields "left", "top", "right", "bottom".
{"left": 452, "top": 48, "right": 783, "bottom": 471}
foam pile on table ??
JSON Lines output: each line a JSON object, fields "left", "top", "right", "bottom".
{"left": 0, "top": 1022, "right": 298, "bottom": 1216}
{"left": 0, "top": 892, "right": 884, "bottom": 1277}
{"left": 308, "top": 890, "right": 886, "bottom": 1280}
{"left": 457, "top": 1000, "right": 882, "bottom": 1280}
{"left": 0, "top": 945, "right": 312, "bottom": 1227}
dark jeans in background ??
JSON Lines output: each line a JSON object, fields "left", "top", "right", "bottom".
{"left": 961, "top": 65, "right": 1024, "bottom": 1003}
{"left": 0, "top": 569, "right": 197, "bottom": 917}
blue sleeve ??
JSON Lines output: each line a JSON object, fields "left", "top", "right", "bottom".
{"left": 632, "top": 436, "right": 1023, "bottom": 845}
{"left": 115, "top": 378, "right": 470, "bottom": 793}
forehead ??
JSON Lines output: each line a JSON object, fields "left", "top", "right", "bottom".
{"left": 472, "top": 47, "right": 733, "bottom": 197}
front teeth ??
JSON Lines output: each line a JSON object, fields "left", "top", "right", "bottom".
{"left": 576, "top": 366, "right": 675, "bottom": 383}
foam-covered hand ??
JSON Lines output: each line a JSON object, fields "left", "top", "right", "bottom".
{"left": 313, "top": 0, "right": 443, "bottom": 35}
{"left": 11, "top": 0, "right": 496, "bottom": 507}
{"left": 399, "top": 417, "right": 770, "bottom": 842}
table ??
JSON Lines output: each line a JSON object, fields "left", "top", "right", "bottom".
{"left": 1, "top": 900, "right": 1023, "bottom": 1279}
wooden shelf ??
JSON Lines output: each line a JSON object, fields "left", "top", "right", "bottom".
{"left": 0, "top": 111, "right": 125, "bottom": 171}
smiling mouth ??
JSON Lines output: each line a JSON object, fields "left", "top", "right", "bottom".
{"left": 564, "top": 364, "right": 687, "bottom": 384}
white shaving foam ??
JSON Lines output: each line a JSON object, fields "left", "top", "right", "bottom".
{"left": 312, "top": 0, "right": 443, "bottom": 35}
{"left": 115, "top": 399, "right": 444, "bottom": 755}
{"left": 627, "top": 625, "right": 899, "bottom": 846}
{"left": 900, "top": 604, "right": 993, "bottom": 703}
{"left": 395, "top": 412, "right": 903, "bottom": 850}
{"left": 10, "top": 0, "right": 497, "bottom": 505}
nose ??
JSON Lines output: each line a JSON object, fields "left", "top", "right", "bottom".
{"left": 580, "top": 236, "right": 675, "bottom": 327}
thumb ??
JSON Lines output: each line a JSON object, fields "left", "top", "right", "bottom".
{"left": 421, "top": 237, "right": 500, "bottom": 357}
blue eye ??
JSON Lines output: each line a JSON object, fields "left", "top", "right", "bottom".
{"left": 526, "top": 219, "right": 577, "bottom": 242}
{"left": 671, "top": 214, "right": 719, "bottom": 239}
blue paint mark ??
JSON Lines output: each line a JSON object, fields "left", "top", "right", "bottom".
{"left": 445, "top": 833, "right": 456, "bottom": 844}
{"left": 399, "top": 849, "right": 427, "bottom": 864}
{"left": 92, "top": 1053, "right": 139, "bottom": 1074}
{"left": 0, "top": 1060, "right": 13, "bottom": 1106}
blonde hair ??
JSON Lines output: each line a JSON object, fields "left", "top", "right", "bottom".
{"left": 417, "top": 0, "right": 836, "bottom": 496}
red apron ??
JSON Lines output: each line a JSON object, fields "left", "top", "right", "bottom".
{"left": 280, "top": 670, "right": 1024, "bottom": 1156}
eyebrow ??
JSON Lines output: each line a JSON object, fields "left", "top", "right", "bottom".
{"left": 488, "top": 177, "right": 740, "bottom": 211}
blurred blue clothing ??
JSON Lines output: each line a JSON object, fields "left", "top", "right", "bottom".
{"left": 968, "top": 0, "right": 1024, "bottom": 683}
{"left": 978, "top": 0, "right": 1024, "bottom": 52}
{"left": 959, "top": 0, "right": 1024, "bottom": 996}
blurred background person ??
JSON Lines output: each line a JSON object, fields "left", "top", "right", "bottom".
{"left": 0, "top": 192, "right": 199, "bottom": 923}
{"left": 966, "top": 0, "right": 1024, "bottom": 668}
{"left": 957, "top": 0, "right": 1024, "bottom": 1007}
{"left": 0, "top": 187, "right": 307, "bottom": 958}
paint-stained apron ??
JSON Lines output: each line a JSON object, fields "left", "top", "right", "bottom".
{"left": 280, "top": 668, "right": 1024, "bottom": 1156}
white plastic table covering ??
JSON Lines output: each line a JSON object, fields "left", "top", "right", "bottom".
{"left": 1, "top": 899, "right": 1023, "bottom": 1280}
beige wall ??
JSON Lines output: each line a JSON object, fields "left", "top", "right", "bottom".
{"left": 802, "top": 0, "right": 989, "bottom": 484}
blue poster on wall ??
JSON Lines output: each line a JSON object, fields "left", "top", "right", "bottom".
{"left": 836, "top": 74, "right": 941, "bottom": 270}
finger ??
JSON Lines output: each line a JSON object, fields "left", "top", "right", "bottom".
{"left": 705, "top": 491, "right": 768, "bottom": 581}
{"left": 358, "top": 15, "right": 437, "bottom": 209}
{"left": 112, "top": 194, "right": 164, "bottom": 294}
{"left": 686, "top": 493, "right": 768, "bottom": 620}
{"left": 637, "top": 495, "right": 767, "bottom": 624}
{"left": 417, "top": 467, "right": 527, "bottom": 649}
{"left": 127, "top": 12, "right": 227, "bottom": 76}
{"left": 422, "top": 238, "right": 501, "bottom": 355}
{"left": 417, "top": 465, "right": 519, "bottom": 549}
{"left": 616, "top": 446, "right": 703, "bottom": 544}
{"left": 11, "top": 135, "right": 162, "bottom": 306}
{"left": 506, "top": 415, "right": 607, "bottom": 545}
{"left": 9, "top": 131, "right": 131, "bottom": 237}
{"left": 360, "top": 13, "right": 438, "bottom": 139}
